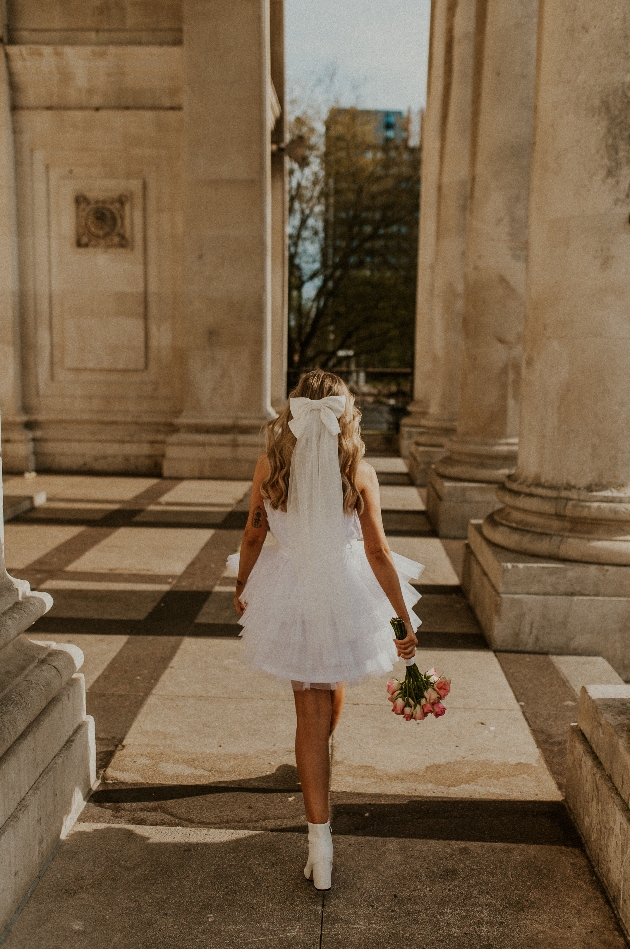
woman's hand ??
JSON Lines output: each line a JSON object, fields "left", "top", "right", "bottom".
{"left": 234, "top": 592, "right": 246, "bottom": 616}
{"left": 394, "top": 621, "right": 418, "bottom": 660}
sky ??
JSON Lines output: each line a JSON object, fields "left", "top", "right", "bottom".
{"left": 285, "top": 0, "right": 431, "bottom": 114}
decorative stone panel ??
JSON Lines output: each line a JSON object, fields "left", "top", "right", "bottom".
{"left": 75, "top": 193, "right": 131, "bottom": 249}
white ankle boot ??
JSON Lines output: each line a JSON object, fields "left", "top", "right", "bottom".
{"left": 304, "top": 821, "right": 333, "bottom": 890}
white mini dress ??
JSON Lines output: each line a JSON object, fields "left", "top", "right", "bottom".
{"left": 227, "top": 499, "right": 423, "bottom": 688}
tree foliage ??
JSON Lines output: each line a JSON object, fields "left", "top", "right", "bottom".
{"left": 287, "top": 103, "right": 421, "bottom": 378}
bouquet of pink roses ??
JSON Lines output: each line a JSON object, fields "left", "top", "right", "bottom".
{"left": 387, "top": 617, "right": 450, "bottom": 722}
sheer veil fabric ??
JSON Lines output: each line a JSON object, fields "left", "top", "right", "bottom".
{"left": 285, "top": 395, "right": 356, "bottom": 682}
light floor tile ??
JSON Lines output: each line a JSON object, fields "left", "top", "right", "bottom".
{"left": 24, "top": 633, "right": 128, "bottom": 689}
{"left": 106, "top": 694, "right": 297, "bottom": 785}
{"left": 331, "top": 704, "right": 561, "bottom": 800}
{"left": 3, "top": 474, "right": 157, "bottom": 502}
{"left": 67, "top": 527, "right": 214, "bottom": 575}
{"left": 388, "top": 536, "right": 460, "bottom": 586}
{"left": 159, "top": 481, "right": 251, "bottom": 506}
{"left": 379, "top": 484, "right": 426, "bottom": 511}
{"left": 3, "top": 523, "right": 84, "bottom": 569}
{"left": 148, "top": 638, "right": 293, "bottom": 701}
{"left": 364, "top": 456, "right": 408, "bottom": 473}
{"left": 43, "top": 579, "right": 170, "bottom": 592}
{"left": 44, "top": 588, "right": 165, "bottom": 620}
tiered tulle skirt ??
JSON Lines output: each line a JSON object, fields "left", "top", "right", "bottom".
{"left": 226, "top": 540, "right": 423, "bottom": 686}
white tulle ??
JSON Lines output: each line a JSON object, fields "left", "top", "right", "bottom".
{"left": 226, "top": 395, "right": 424, "bottom": 686}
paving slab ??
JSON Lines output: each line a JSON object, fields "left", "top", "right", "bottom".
{"left": 379, "top": 484, "right": 426, "bottom": 510}
{"left": 416, "top": 592, "right": 482, "bottom": 633}
{"left": 3, "top": 474, "right": 158, "bottom": 502}
{"left": 41, "top": 587, "right": 166, "bottom": 621}
{"left": 388, "top": 535, "right": 460, "bottom": 586}
{"left": 364, "top": 456, "right": 408, "bottom": 473}
{"left": 66, "top": 526, "right": 214, "bottom": 575}
{"left": 331, "top": 704, "right": 561, "bottom": 799}
{"left": 159, "top": 480, "right": 251, "bottom": 506}
{"left": 3, "top": 523, "right": 85, "bottom": 570}
{"left": 321, "top": 835, "right": 627, "bottom": 949}
{"left": 2, "top": 824, "right": 322, "bottom": 949}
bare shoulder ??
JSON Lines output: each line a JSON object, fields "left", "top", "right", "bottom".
{"left": 356, "top": 459, "right": 379, "bottom": 491}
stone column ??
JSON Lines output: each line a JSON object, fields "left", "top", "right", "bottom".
{"left": 407, "top": 0, "right": 476, "bottom": 486}
{"left": 464, "top": 0, "right": 630, "bottom": 677}
{"left": 400, "top": 0, "right": 448, "bottom": 459}
{"left": 0, "top": 48, "right": 33, "bottom": 473}
{"left": 164, "top": 0, "right": 275, "bottom": 479}
{"left": 269, "top": 0, "right": 288, "bottom": 413}
{"left": 427, "top": 0, "right": 539, "bottom": 537}
{"left": 0, "top": 414, "right": 96, "bottom": 930}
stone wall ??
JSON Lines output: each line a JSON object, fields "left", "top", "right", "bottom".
{"left": 1, "top": 0, "right": 286, "bottom": 478}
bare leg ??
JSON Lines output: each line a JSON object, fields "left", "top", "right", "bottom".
{"left": 330, "top": 684, "right": 345, "bottom": 735}
{"left": 294, "top": 688, "right": 333, "bottom": 824}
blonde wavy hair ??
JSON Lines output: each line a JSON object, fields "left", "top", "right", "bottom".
{"left": 261, "top": 369, "right": 365, "bottom": 514}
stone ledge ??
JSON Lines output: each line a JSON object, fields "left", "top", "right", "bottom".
{"left": 577, "top": 685, "right": 630, "bottom": 811}
{"left": 3, "top": 492, "right": 46, "bottom": 523}
{"left": 426, "top": 471, "right": 500, "bottom": 538}
{"left": 463, "top": 537, "right": 630, "bottom": 678}
{"left": 566, "top": 724, "right": 630, "bottom": 940}
{"left": 467, "top": 520, "right": 630, "bottom": 597}
{"left": 0, "top": 675, "right": 86, "bottom": 828}
{"left": 0, "top": 642, "right": 83, "bottom": 758}
{"left": 0, "top": 591, "right": 53, "bottom": 653}
{"left": 407, "top": 445, "right": 447, "bottom": 487}
{"left": 550, "top": 656, "right": 623, "bottom": 698}
{"left": 0, "top": 718, "right": 96, "bottom": 934}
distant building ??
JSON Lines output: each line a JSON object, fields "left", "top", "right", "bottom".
{"left": 321, "top": 108, "right": 421, "bottom": 371}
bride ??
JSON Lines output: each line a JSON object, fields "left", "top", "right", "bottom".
{"left": 230, "top": 369, "right": 422, "bottom": 890}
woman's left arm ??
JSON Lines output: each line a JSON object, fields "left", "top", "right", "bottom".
{"left": 234, "top": 454, "right": 270, "bottom": 615}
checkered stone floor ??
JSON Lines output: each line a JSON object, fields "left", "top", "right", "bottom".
{"left": 2, "top": 461, "right": 626, "bottom": 948}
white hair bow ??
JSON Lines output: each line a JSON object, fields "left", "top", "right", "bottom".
{"left": 288, "top": 395, "right": 346, "bottom": 439}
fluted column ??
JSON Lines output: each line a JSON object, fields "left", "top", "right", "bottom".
{"left": 400, "top": 0, "right": 448, "bottom": 458}
{"left": 407, "top": 0, "right": 476, "bottom": 485}
{"left": 426, "top": 0, "right": 539, "bottom": 536}
{"left": 164, "top": 0, "right": 275, "bottom": 478}
{"left": 464, "top": 0, "right": 630, "bottom": 676}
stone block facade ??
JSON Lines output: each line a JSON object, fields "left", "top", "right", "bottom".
{"left": 1, "top": 0, "right": 287, "bottom": 479}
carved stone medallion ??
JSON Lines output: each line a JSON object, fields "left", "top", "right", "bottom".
{"left": 75, "top": 193, "right": 131, "bottom": 248}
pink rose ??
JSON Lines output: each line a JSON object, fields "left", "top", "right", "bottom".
{"left": 425, "top": 688, "right": 439, "bottom": 704}
{"left": 413, "top": 705, "right": 425, "bottom": 721}
{"left": 388, "top": 689, "right": 400, "bottom": 703}
{"left": 393, "top": 698, "right": 405, "bottom": 715}
{"left": 427, "top": 668, "right": 439, "bottom": 682}
{"left": 386, "top": 681, "right": 399, "bottom": 694}
{"left": 403, "top": 705, "right": 414, "bottom": 721}
{"left": 422, "top": 703, "right": 432, "bottom": 715}
{"left": 433, "top": 702, "right": 446, "bottom": 718}
{"left": 436, "top": 679, "right": 451, "bottom": 698}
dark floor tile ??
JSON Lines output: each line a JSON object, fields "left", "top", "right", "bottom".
{"left": 417, "top": 593, "right": 483, "bottom": 634}
{"left": 381, "top": 510, "right": 433, "bottom": 535}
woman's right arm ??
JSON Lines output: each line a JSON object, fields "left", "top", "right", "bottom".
{"left": 356, "top": 462, "right": 418, "bottom": 660}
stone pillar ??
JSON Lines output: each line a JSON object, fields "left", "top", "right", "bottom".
{"left": 464, "top": 0, "right": 630, "bottom": 677}
{"left": 0, "top": 48, "right": 33, "bottom": 473}
{"left": 426, "top": 0, "right": 538, "bottom": 537}
{"left": 0, "top": 414, "right": 96, "bottom": 931}
{"left": 269, "top": 0, "right": 288, "bottom": 413}
{"left": 399, "top": 0, "right": 448, "bottom": 459}
{"left": 407, "top": 0, "right": 476, "bottom": 485}
{"left": 164, "top": 0, "right": 275, "bottom": 479}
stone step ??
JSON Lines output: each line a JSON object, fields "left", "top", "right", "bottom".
{"left": 3, "top": 492, "right": 46, "bottom": 523}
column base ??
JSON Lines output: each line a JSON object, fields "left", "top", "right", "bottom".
{"left": 463, "top": 521, "right": 630, "bottom": 678}
{"left": 407, "top": 442, "right": 448, "bottom": 487}
{"left": 163, "top": 427, "right": 265, "bottom": 479}
{"left": 426, "top": 468, "right": 501, "bottom": 538}
{"left": 399, "top": 411, "right": 428, "bottom": 459}
{"left": 1, "top": 419, "right": 34, "bottom": 474}
{"left": 30, "top": 419, "right": 171, "bottom": 476}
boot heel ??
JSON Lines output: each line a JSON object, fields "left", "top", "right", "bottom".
{"left": 312, "top": 858, "right": 332, "bottom": 891}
